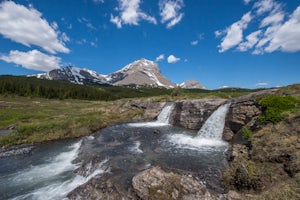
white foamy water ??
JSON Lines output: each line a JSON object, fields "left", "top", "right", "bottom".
{"left": 9, "top": 141, "right": 109, "bottom": 200}
{"left": 168, "top": 103, "right": 231, "bottom": 151}
{"left": 127, "top": 103, "right": 174, "bottom": 127}
{"left": 197, "top": 103, "right": 231, "bottom": 139}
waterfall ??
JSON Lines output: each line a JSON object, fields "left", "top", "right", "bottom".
{"left": 197, "top": 103, "right": 231, "bottom": 140}
{"left": 167, "top": 103, "right": 231, "bottom": 151}
{"left": 127, "top": 103, "right": 174, "bottom": 127}
{"left": 156, "top": 104, "right": 174, "bottom": 124}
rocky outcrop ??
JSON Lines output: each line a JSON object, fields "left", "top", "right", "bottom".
{"left": 224, "top": 89, "right": 277, "bottom": 142}
{"left": 132, "top": 167, "right": 222, "bottom": 200}
{"left": 125, "top": 99, "right": 167, "bottom": 122}
{"left": 170, "top": 99, "right": 227, "bottom": 130}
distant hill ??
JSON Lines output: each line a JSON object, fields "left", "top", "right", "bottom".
{"left": 179, "top": 80, "right": 206, "bottom": 89}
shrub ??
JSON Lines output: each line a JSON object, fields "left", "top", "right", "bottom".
{"left": 242, "top": 126, "right": 253, "bottom": 140}
{"left": 259, "top": 95, "right": 298, "bottom": 123}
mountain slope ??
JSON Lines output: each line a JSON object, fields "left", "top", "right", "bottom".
{"left": 36, "top": 66, "right": 108, "bottom": 85}
{"left": 107, "top": 58, "right": 175, "bottom": 88}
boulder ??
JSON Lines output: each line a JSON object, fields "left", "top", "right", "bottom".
{"left": 132, "top": 167, "right": 220, "bottom": 200}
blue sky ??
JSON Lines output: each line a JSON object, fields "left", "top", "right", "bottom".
{"left": 0, "top": 0, "right": 299, "bottom": 89}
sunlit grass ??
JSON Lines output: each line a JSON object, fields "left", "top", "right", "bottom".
{"left": 0, "top": 96, "right": 142, "bottom": 146}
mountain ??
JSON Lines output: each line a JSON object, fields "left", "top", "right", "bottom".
{"left": 33, "top": 58, "right": 175, "bottom": 88}
{"left": 107, "top": 58, "right": 175, "bottom": 88}
{"left": 179, "top": 80, "right": 205, "bottom": 89}
{"left": 35, "top": 66, "right": 108, "bottom": 85}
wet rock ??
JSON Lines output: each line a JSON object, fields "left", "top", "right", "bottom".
{"left": 68, "top": 174, "right": 129, "bottom": 200}
{"left": 0, "top": 144, "right": 34, "bottom": 158}
{"left": 132, "top": 166, "right": 221, "bottom": 200}
{"left": 223, "top": 127, "right": 234, "bottom": 142}
{"left": 170, "top": 99, "right": 227, "bottom": 130}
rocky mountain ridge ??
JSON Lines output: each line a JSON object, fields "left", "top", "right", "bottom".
{"left": 33, "top": 58, "right": 203, "bottom": 89}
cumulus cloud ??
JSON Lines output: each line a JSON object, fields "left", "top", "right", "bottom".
{"left": 167, "top": 55, "right": 180, "bottom": 63}
{"left": 216, "top": 0, "right": 300, "bottom": 54}
{"left": 0, "top": 1, "right": 69, "bottom": 54}
{"left": 159, "top": 0, "right": 184, "bottom": 28}
{"left": 156, "top": 54, "right": 165, "bottom": 62}
{"left": 217, "top": 12, "right": 252, "bottom": 52}
{"left": 110, "top": 0, "right": 156, "bottom": 28}
{"left": 1, "top": 50, "right": 61, "bottom": 71}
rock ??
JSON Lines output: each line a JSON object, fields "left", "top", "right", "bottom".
{"left": 68, "top": 174, "right": 128, "bottom": 200}
{"left": 227, "top": 190, "right": 242, "bottom": 200}
{"left": 125, "top": 99, "right": 166, "bottom": 122}
{"left": 170, "top": 99, "right": 227, "bottom": 130}
{"left": 223, "top": 127, "right": 234, "bottom": 142}
{"left": 132, "top": 167, "right": 220, "bottom": 200}
{"left": 0, "top": 144, "right": 34, "bottom": 158}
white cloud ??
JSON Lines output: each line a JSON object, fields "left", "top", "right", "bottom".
{"left": 159, "top": 0, "right": 184, "bottom": 28}
{"left": 78, "top": 17, "right": 97, "bottom": 30}
{"left": 256, "top": 82, "right": 269, "bottom": 87}
{"left": 1, "top": 50, "right": 61, "bottom": 71}
{"left": 216, "top": 0, "right": 300, "bottom": 54}
{"left": 167, "top": 55, "right": 180, "bottom": 63}
{"left": 260, "top": 11, "right": 284, "bottom": 28}
{"left": 243, "top": 0, "right": 252, "bottom": 5}
{"left": 0, "top": 1, "right": 69, "bottom": 54}
{"left": 254, "top": 0, "right": 278, "bottom": 15}
{"left": 265, "top": 6, "right": 300, "bottom": 53}
{"left": 238, "top": 30, "right": 262, "bottom": 51}
{"left": 218, "top": 12, "right": 252, "bottom": 52}
{"left": 110, "top": 0, "right": 156, "bottom": 28}
{"left": 191, "top": 40, "right": 198, "bottom": 46}
{"left": 156, "top": 54, "right": 165, "bottom": 62}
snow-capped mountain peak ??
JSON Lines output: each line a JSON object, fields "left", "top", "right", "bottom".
{"left": 107, "top": 58, "right": 175, "bottom": 88}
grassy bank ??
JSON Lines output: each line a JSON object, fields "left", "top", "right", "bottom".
{"left": 0, "top": 96, "right": 142, "bottom": 146}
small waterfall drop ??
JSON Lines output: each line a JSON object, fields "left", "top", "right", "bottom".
{"left": 156, "top": 104, "right": 174, "bottom": 124}
{"left": 197, "top": 103, "right": 231, "bottom": 140}
{"left": 168, "top": 103, "right": 231, "bottom": 151}
{"left": 127, "top": 103, "right": 174, "bottom": 127}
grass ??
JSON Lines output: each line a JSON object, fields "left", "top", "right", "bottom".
{"left": 0, "top": 96, "right": 142, "bottom": 146}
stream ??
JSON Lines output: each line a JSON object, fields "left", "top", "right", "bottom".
{"left": 0, "top": 103, "right": 230, "bottom": 200}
